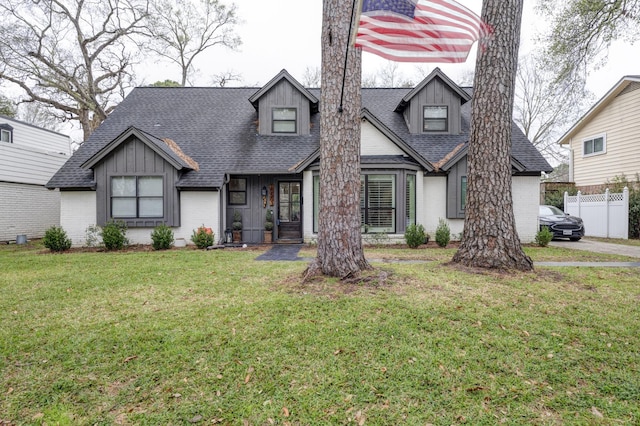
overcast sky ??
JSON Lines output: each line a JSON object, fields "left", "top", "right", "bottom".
{"left": 139, "top": 0, "right": 640, "bottom": 99}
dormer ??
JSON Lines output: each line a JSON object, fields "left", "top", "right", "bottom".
{"left": 394, "top": 67, "right": 471, "bottom": 135}
{"left": 249, "top": 69, "right": 319, "bottom": 136}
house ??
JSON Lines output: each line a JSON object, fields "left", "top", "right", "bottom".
{"left": 1, "top": 115, "right": 71, "bottom": 242}
{"left": 46, "top": 68, "right": 551, "bottom": 246}
{"left": 558, "top": 76, "right": 640, "bottom": 191}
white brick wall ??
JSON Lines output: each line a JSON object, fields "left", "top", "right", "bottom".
{"left": 60, "top": 190, "right": 221, "bottom": 247}
{"left": 177, "top": 191, "right": 220, "bottom": 244}
{"left": 512, "top": 176, "right": 542, "bottom": 243}
{"left": 60, "top": 191, "right": 97, "bottom": 246}
{"left": 0, "top": 182, "right": 61, "bottom": 242}
{"left": 421, "top": 176, "right": 540, "bottom": 243}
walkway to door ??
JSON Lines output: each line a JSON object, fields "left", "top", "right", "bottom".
{"left": 255, "top": 244, "right": 303, "bottom": 261}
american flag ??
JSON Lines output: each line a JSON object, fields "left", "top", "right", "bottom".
{"left": 354, "top": 0, "right": 487, "bottom": 63}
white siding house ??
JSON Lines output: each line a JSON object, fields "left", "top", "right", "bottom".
{"left": 0, "top": 115, "right": 71, "bottom": 242}
{"left": 558, "top": 76, "right": 640, "bottom": 189}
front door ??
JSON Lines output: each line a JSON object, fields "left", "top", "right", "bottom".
{"left": 278, "top": 181, "right": 302, "bottom": 240}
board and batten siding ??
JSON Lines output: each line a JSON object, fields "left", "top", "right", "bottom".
{"left": 257, "top": 80, "right": 311, "bottom": 135}
{"left": 93, "top": 137, "right": 180, "bottom": 227}
{"left": 403, "top": 77, "right": 463, "bottom": 134}
{"left": 568, "top": 83, "right": 640, "bottom": 187}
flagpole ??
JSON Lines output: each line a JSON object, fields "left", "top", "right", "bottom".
{"left": 338, "top": 0, "right": 359, "bottom": 113}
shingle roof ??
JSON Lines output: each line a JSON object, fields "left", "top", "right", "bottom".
{"left": 47, "top": 81, "right": 551, "bottom": 189}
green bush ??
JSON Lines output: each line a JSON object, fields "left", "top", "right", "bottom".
{"left": 191, "top": 225, "right": 214, "bottom": 249}
{"left": 151, "top": 224, "right": 174, "bottom": 250}
{"left": 264, "top": 209, "right": 274, "bottom": 231}
{"left": 535, "top": 226, "right": 554, "bottom": 247}
{"left": 544, "top": 184, "right": 578, "bottom": 210}
{"left": 435, "top": 218, "right": 450, "bottom": 248}
{"left": 232, "top": 211, "right": 242, "bottom": 231}
{"left": 43, "top": 226, "right": 72, "bottom": 252}
{"left": 404, "top": 224, "right": 426, "bottom": 249}
{"left": 84, "top": 224, "right": 100, "bottom": 247}
{"left": 101, "top": 220, "right": 128, "bottom": 251}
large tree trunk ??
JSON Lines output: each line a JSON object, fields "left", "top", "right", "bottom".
{"left": 451, "top": 0, "right": 533, "bottom": 271}
{"left": 305, "top": 0, "right": 370, "bottom": 279}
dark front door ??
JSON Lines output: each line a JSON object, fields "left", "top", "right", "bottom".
{"left": 278, "top": 181, "right": 302, "bottom": 240}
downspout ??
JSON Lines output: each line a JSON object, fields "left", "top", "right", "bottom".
{"left": 220, "top": 173, "right": 231, "bottom": 244}
{"left": 568, "top": 143, "right": 574, "bottom": 182}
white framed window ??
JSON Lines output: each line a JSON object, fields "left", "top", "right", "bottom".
{"left": 111, "top": 176, "right": 164, "bottom": 218}
{"left": 0, "top": 126, "right": 12, "bottom": 143}
{"left": 423, "top": 106, "right": 448, "bottom": 132}
{"left": 582, "top": 134, "right": 606, "bottom": 157}
{"left": 360, "top": 174, "right": 396, "bottom": 233}
{"left": 272, "top": 108, "right": 297, "bottom": 133}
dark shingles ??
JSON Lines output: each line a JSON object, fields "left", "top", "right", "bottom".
{"left": 47, "top": 84, "right": 551, "bottom": 189}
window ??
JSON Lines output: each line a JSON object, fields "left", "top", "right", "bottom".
{"left": 423, "top": 106, "right": 448, "bottom": 132}
{"left": 406, "top": 174, "right": 416, "bottom": 226}
{"left": 272, "top": 108, "right": 297, "bottom": 133}
{"left": 461, "top": 176, "right": 467, "bottom": 211}
{"left": 0, "top": 124, "right": 13, "bottom": 143}
{"left": 313, "top": 173, "right": 407, "bottom": 234}
{"left": 111, "top": 176, "right": 163, "bottom": 218}
{"left": 361, "top": 174, "right": 396, "bottom": 233}
{"left": 583, "top": 134, "right": 606, "bottom": 156}
{"left": 228, "top": 178, "right": 247, "bottom": 205}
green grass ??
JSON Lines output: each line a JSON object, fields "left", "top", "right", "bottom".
{"left": 1, "top": 242, "right": 639, "bottom": 424}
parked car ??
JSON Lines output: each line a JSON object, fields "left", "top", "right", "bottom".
{"left": 538, "top": 205, "right": 585, "bottom": 241}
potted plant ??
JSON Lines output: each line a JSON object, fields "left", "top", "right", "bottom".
{"left": 232, "top": 211, "right": 242, "bottom": 243}
{"left": 264, "top": 209, "right": 274, "bottom": 243}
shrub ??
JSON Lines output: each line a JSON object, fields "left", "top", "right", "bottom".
{"left": 264, "top": 209, "right": 274, "bottom": 231}
{"left": 232, "top": 211, "right": 242, "bottom": 231}
{"left": 544, "top": 185, "right": 577, "bottom": 210}
{"left": 535, "top": 226, "right": 554, "bottom": 247}
{"left": 191, "top": 225, "right": 214, "bottom": 249}
{"left": 405, "top": 224, "right": 426, "bottom": 249}
{"left": 85, "top": 224, "right": 100, "bottom": 247}
{"left": 151, "top": 224, "right": 174, "bottom": 250}
{"left": 43, "top": 226, "right": 72, "bottom": 252}
{"left": 435, "top": 218, "right": 450, "bottom": 248}
{"left": 101, "top": 220, "right": 128, "bottom": 251}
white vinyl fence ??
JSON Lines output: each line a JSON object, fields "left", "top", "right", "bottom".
{"left": 564, "top": 187, "right": 629, "bottom": 239}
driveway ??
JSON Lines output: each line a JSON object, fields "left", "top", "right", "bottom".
{"left": 549, "top": 238, "right": 640, "bottom": 259}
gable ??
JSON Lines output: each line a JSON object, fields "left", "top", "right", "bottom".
{"left": 255, "top": 79, "right": 313, "bottom": 136}
{"left": 400, "top": 75, "right": 465, "bottom": 134}
{"left": 361, "top": 120, "right": 406, "bottom": 156}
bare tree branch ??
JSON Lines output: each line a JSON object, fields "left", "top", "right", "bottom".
{"left": 147, "top": 0, "right": 241, "bottom": 86}
{"left": 0, "top": 0, "right": 149, "bottom": 140}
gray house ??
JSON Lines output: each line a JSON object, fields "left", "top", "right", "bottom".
{"left": 46, "top": 68, "right": 551, "bottom": 246}
{"left": 1, "top": 115, "right": 71, "bottom": 242}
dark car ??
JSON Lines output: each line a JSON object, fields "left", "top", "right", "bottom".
{"left": 538, "top": 205, "right": 585, "bottom": 241}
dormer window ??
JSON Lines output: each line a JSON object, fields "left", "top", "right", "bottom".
{"left": 0, "top": 124, "right": 13, "bottom": 143}
{"left": 423, "top": 106, "right": 448, "bottom": 132}
{"left": 272, "top": 108, "right": 297, "bottom": 133}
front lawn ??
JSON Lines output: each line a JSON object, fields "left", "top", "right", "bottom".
{"left": 1, "top": 243, "right": 639, "bottom": 424}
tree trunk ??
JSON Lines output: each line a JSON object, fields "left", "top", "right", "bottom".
{"left": 305, "top": 0, "right": 370, "bottom": 279}
{"left": 451, "top": 0, "right": 533, "bottom": 271}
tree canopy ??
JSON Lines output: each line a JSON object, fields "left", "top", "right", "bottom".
{"left": 539, "top": 0, "right": 640, "bottom": 82}
{"left": 0, "top": 0, "right": 240, "bottom": 141}
{"left": 147, "top": 0, "right": 241, "bottom": 86}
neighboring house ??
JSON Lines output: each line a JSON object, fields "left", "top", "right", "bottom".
{"left": 558, "top": 76, "right": 640, "bottom": 191}
{"left": 1, "top": 115, "right": 71, "bottom": 242}
{"left": 46, "top": 68, "right": 551, "bottom": 246}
